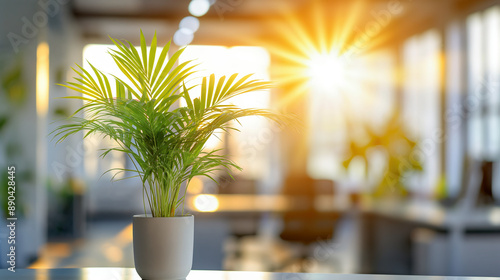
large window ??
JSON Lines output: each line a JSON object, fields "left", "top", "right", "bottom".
{"left": 466, "top": 6, "right": 500, "bottom": 197}
{"left": 402, "top": 29, "right": 441, "bottom": 196}
{"left": 467, "top": 7, "right": 500, "bottom": 159}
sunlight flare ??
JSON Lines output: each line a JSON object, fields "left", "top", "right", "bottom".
{"left": 306, "top": 51, "right": 345, "bottom": 91}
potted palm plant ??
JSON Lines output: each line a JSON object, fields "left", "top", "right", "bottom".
{"left": 52, "top": 31, "right": 287, "bottom": 279}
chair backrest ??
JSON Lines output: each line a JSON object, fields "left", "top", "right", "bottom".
{"left": 477, "top": 161, "right": 495, "bottom": 206}
{"left": 218, "top": 175, "right": 256, "bottom": 195}
{"left": 279, "top": 175, "right": 339, "bottom": 244}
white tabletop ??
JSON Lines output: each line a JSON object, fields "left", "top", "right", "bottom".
{"left": 1, "top": 268, "right": 499, "bottom": 280}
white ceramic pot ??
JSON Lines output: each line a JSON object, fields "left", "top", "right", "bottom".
{"left": 133, "top": 214, "right": 194, "bottom": 280}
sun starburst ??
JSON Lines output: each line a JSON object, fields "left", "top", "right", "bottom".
{"left": 255, "top": 0, "right": 395, "bottom": 108}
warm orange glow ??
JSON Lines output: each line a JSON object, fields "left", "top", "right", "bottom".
{"left": 187, "top": 177, "right": 204, "bottom": 194}
{"left": 260, "top": 1, "right": 390, "bottom": 107}
{"left": 102, "top": 243, "right": 123, "bottom": 263}
{"left": 115, "top": 223, "right": 133, "bottom": 245}
{"left": 36, "top": 42, "right": 49, "bottom": 116}
{"left": 28, "top": 243, "right": 71, "bottom": 269}
{"left": 34, "top": 269, "right": 49, "bottom": 280}
{"left": 28, "top": 258, "right": 56, "bottom": 269}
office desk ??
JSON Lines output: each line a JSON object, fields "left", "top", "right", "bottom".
{"left": 359, "top": 199, "right": 500, "bottom": 276}
{"left": 187, "top": 194, "right": 500, "bottom": 228}
{"left": 361, "top": 199, "right": 500, "bottom": 230}
{"left": 186, "top": 194, "right": 349, "bottom": 213}
{"left": 187, "top": 195, "right": 500, "bottom": 275}
{"left": 1, "top": 268, "right": 499, "bottom": 280}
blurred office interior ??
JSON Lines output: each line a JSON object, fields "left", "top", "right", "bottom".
{"left": 1, "top": 0, "right": 500, "bottom": 276}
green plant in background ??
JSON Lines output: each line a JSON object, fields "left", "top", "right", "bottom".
{"left": 52, "top": 32, "right": 288, "bottom": 217}
{"left": 46, "top": 176, "right": 85, "bottom": 236}
{"left": 0, "top": 54, "right": 29, "bottom": 219}
{"left": 1, "top": 55, "right": 27, "bottom": 105}
{"left": 343, "top": 111, "right": 423, "bottom": 197}
{"left": 0, "top": 172, "right": 9, "bottom": 218}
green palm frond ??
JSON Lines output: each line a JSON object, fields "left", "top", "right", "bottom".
{"left": 52, "top": 31, "right": 291, "bottom": 217}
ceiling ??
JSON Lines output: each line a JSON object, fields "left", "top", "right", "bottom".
{"left": 71, "top": 0, "right": 497, "bottom": 48}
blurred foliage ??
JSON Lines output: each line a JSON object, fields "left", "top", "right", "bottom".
{"left": 0, "top": 172, "right": 8, "bottom": 218}
{"left": 53, "top": 106, "right": 70, "bottom": 118}
{"left": 434, "top": 175, "right": 447, "bottom": 200}
{"left": 47, "top": 177, "right": 76, "bottom": 236}
{"left": 0, "top": 116, "right": 7, "bottom": 131}
{"left": 54, "top": 66, "right": 65, "bottom": 84}
{"left": 1, "top": 56, "right": 27, "bottom": 105}
{"left": 343, "top": 111, "right": 423, "bottom": 197}
{"left": 0, "top": 53, "right": 30, "bottom": 218}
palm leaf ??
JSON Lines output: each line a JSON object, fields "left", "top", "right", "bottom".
{"left": 52, "top": 31, "right": 291, "bottom": 217}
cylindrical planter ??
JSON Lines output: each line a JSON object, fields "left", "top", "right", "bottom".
{"left": 133, "top": 214, "right": 194, "bottom": 280}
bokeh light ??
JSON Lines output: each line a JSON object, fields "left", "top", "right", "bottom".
{"left": 179, "top": 16, "right": 200, "bottom": 33}
{"left": 193, "top": 195, "right": 219, "bottom": 212}
{"left": 173, "top": 28, "right": 194, "bottom": 46}
{"left": 189, "top": 0, "right": 210, "bottom": 17}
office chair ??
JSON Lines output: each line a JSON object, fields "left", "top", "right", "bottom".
{"left": 218, "top": 176, "right": 260, "bottom": 238}
{"left": 277, "top": 175, "right": 340, "bottom": 271}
